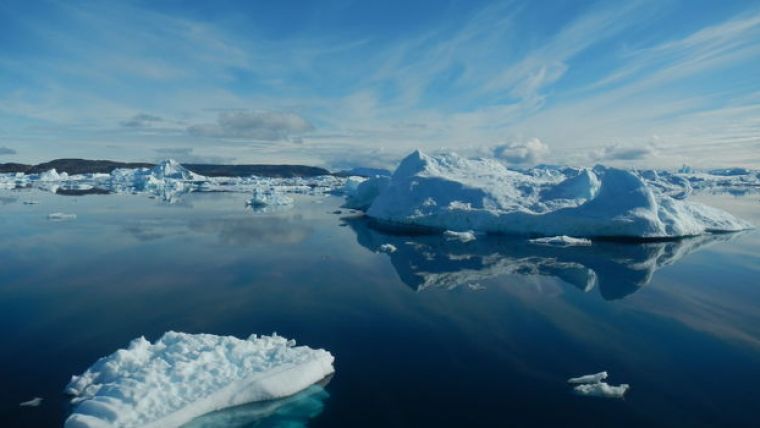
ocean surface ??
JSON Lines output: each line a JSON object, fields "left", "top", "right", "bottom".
{"left": 0, "top": 189, "right": 758, "bottom": 427}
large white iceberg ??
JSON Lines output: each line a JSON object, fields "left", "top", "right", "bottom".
{"left": 64, "top": 331, "right": 334, "bottom": 428}
{"left": 356, "top": 151, "right": 751, "bottom": 239}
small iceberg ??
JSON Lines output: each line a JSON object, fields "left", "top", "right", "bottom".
{"left": 64, "top": 331, "right": 334, "bottom": 428}
{"left": 247, "top": 187, "right": 294, "bottom": 209}
{"left": 19, "top": 397, "right": 43, "bottom": 407}
{"left": 48, "top": 212, "right": 77, "bottom": 221}
{"left": 530, "top": 236, "right": 592, "bottom": 246}
{"left": 568, "top": 371, "right": 629, "bottom": 399}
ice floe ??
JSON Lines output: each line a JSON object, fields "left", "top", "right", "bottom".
{"left": 247, "top": 187, "right": 295, "bottom": 209}
{"left": 48, "top": 212, "right": 77, "bottom": 221}
{"left": 530, "top": 236, "right": 592, "bottom": 246}
{"left": 378, "top": 243, "right": 397, "bottom": 253}
{"left": 568, "top": 371, "right": 629, "bottom": 399}
{"left": 444, "top": 230, "right": 477, "bottom": 242}
{"left": 351, "top": 151, "right": 752, "bottom": 239}
{"left": 64, "top": 331, "right": 334, "bottom": 428}
{"left": 19, "top": 397, "right": 43, "bottom": 407}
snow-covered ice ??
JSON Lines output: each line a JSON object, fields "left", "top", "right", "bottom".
{"left": 530, "top": 236, "right": 592, "bottom": 246}
{"left": 568, "top": 371, "right": 628, "bottom": 398}
{"left": 48, "top": 212, "right": 77, "bottom": 221}
{"left": 19, "top": 397, "right": 43, "bottom": 407}
{"left": 64, "top": 331, "right": 334, "bottom": 428}
{"left": 356, "top": 151, "right": 752, "bottom": 239}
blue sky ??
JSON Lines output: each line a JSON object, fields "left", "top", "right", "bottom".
{"left": 1, "top": 0, "right": 759, "bottom": 168}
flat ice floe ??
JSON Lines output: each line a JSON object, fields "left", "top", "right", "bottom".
{"left": 48, "top": 212, "right": 77, "bottom": 221}
{"left": 568, "top": 371, "right": 629, "bottom": 399}
{"left": 352, "top": 151, "right": 752, "bottom": 239}
{"left": 530, "top": 236, "right": 592, "bottom": 246}
{"left": 64, "top": 331, "right": 334, "bottom": 428}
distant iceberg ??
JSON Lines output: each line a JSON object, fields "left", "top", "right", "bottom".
{"left": 530, "top": 236, "right": 592, "bottom": 246}
{"left": 64, "top": 332, "right": 334, "bottom": 428}
{"left": 351, "top": 151, "right": 752, "bottom": 239}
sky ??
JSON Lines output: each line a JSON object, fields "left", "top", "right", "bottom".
{"left": 1, "top": 0, "right": 759, "bottom": 169}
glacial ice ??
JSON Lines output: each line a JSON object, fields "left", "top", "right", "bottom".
{"left": 64, "top": 331, "right": 334, "bottom": 428}
{"left": 568, "top": 371, "right": 629, "bottom": 399}
{"left": 247, "top": 187, "right": 295, "bottom": 209}
{"left": 443, "top": 230, "right": 477, "bottom": 242}
{"left": 355, "top": 151, "right": 752, "bottom": 239}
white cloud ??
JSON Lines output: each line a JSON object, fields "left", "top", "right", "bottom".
{"left": 121, "top": 113, "right": 163, "bottom": 128}
{"left": 491, "top": 138, "right": 549, "bottom": 164}
{"left": 592, "top": 143, "right": 658, "bottom": 161}
{"left": 188, "top": 111, "right": 314, "bottom": 141}
{"left": 0, "top": 146, "right": 17, "bottom": 155}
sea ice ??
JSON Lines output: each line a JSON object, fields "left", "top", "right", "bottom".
{"left": 378, "top": 243, "right": 397, "bottom": 253}
{"left": 64, "top": 331, "right": 334, "bottom": 428}
{"left": 443, "top": 230, "right": 477, "bottom": 242}
{"left": 48, "top": 212, "right": 77, "bottom": 221}
{"left": 247, "top": 187, "right": 295, "bottom": 208}
{"left": 360, "top": 151, "right": 752, "bottom": 239}
{"left": 572, "top": 382, "right": 630, "bottom": 398}
{"left": 568, "top": 371, "right": 629, "bottom": 398}
{"left": 530, "top": 236, "right": 592, "bottom": 246}
{"left": 19, "top": 397, "right": 43, "bottom": 407}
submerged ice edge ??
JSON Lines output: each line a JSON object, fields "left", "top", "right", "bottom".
{"left": 64, "top": 331, "right": 335, "bottom": 428}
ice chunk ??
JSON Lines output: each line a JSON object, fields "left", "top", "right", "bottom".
{"left": 48, "top": 212, "right": 77, "bottom": 221}
{"left": 568, "top": 371, "right": 628, "bottom": 398}
{"left": 530, "top": 236, "right": 592, "bottom": 246}
{"left": 343, "top": 175, "right": 390, "bottom": 210}
{"left": 572, "top": 382, "right": 629, "bottom": 398}
{"left": 247, "top": 187, "right": 294, "bottom": 208}
{"left": 19, "top": 397, "right": 43, "bottom": 407}
{"left": 64, "top": 331, "right": 334, "bottom": 428}
{"left": 361, "top": 151, "right": 752, "bottom": 238}
{"left": 378, "top": 243, "right": 397, "bottom": 253}
{"left": 568, "top": 371, "right": 608, "bottom": 384}
{"left": 443, "top": 230, "right": 477, "bottom": 242}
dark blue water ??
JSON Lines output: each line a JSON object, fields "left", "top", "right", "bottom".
{"left": 1, "top": 190, "right": 759, "bottom": 427}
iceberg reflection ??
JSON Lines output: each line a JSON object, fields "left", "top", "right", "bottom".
{"left": 347, "top": 217, "right": 742, "bottom": 300}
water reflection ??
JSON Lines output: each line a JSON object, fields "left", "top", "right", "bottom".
{"left": 183, "top": 383, "right": 330, "bottom": 428}
{"left": 346, "top": 217, "right": 743, "bottom": 300}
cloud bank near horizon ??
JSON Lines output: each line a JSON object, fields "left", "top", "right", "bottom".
{"left": 1, "top": 0, "right": 759, "bottom": 169}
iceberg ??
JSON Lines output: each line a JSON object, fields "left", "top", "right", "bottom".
{"left": 247, "top": 187, "right": 295, "bottom": 209}
{"left": 378, "top": 243, "right": 397, "bottom": 253}
{"left": 64, "top": 331, "right": 334, "bottom": 428}
{"left": 444, "top": 230, "right": 477, "bottom": 242}
{"left": 568, "top": 371, "right": 608, "bottom": 384}
{"left": 357, "top": 151, "right": 751, "bottom": 239}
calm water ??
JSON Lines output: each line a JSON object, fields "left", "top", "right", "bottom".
{"left": 1, "top": 189, "right": 759, "bottom": 427}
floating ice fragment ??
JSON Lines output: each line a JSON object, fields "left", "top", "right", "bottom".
{"left": 64, "top": 331, "right": 334, "bottom": 428}
{"left": 573, "top": 382, "right": 629, "bottom": 398}
{"left": 530, "top": 236, "right": 592, "bottom": 246}
{"left": 568, "top": 371, "right": 608, "bottom": 384}
{"left": 378, "top": 243, "right": 397, "bottom": 253}
{"left": 19, "top": 397, "right": 42, "bottom": 407}
{"left": 47, "top": 212, "right": 77, "bottom": 221}
{"left": 568, "top": 371, "right": 628, "bottom": 398}
{"left": 443, "top": 230, "right": 477, "bottom": 242}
